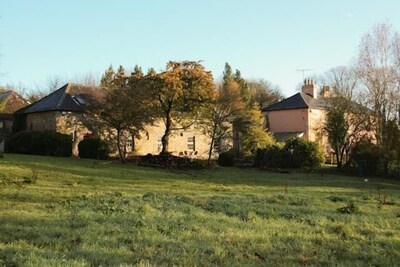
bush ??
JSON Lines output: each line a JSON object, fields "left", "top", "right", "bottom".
{"left": 255, "top": 137, "right": 324, "bottom": 169}
{"left": 78, "top": 138, "right": 109, "bottom": 160}
{"left": 350, "top": 142, "right": 381, "bottom": 176}
{"left": 138, "top": 154, "right": 203, "bottom": 169}
{"left": 6, "top": 131, "right": 72, "bottom": 157}
{"left": 284, "top": 137, "right": 324, "bottom": 168}
{"left": 217, "top": 150, "right": 235, "bottom": 167}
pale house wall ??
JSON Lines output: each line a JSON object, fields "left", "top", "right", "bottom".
{"left": 264, "top": 108, "right": 308, "bottom": 134}
{"left": 133, "top": 120, "right": 226, "bottom": 159}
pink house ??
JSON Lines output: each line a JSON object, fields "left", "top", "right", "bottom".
{"left": 262, "top": 80, "right": 331, "bottom": 152}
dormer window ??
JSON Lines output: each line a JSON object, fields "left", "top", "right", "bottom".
{"left": 72, "top": 95, "right": 86, "bottom": 106}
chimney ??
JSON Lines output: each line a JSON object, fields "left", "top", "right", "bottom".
{"left": 321, "top": 85, "right": 331, "bottom": 98}
{"left": 301, "top": 79, "right": 318, "bottom": 98}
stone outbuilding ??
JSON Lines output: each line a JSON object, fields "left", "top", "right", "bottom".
{"left": 0, "top": 89, "right": 30, "bottom": 153}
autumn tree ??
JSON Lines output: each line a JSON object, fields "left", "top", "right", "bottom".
{"left": 149, "top": 61, "right": 215, "bottom": 154}
{"left": 96, "top": 65, "right": 156, "bottom": 162}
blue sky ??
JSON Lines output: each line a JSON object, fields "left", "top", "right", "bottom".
{"left": 1, "top": 0, "right": 400, "bottom": 96}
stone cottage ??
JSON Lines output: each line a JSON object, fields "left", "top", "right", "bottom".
{"left": 15, "top": 83, "right": 229, "bottom": 158}
{"left": 0, "top": 89, "right": 30, "bottom": 153}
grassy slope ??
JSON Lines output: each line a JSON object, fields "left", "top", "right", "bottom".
{"left": 0, "top": 154, "right": 399, "bottom": 266}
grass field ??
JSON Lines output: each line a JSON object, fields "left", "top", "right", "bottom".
{"left": 0, "top": 154, "right": 399, "bottom": 266}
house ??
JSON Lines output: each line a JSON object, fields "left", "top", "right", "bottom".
{"left": 262, "top": 79, "right": 331, "bottom": 153}
{"left": 0, "top": 89, "right": 30, "bottom": 152}
{"left": 15, "top": 83, "right": 229, "bottom": 158}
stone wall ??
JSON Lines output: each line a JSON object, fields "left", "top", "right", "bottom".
{"left": 26, "top": 112, "right": 57, "bottom": 132}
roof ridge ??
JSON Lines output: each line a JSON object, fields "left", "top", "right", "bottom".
{"left": 56, "top": 83, "right": 71, "bottom": 109}
{"left": 298, "top": 92, "right": 311, "bottom": 108}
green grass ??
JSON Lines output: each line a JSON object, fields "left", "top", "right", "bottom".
{"left": 0, "top": 154, "right": 400, "bottom": 266}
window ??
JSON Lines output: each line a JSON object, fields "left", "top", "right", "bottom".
{"left": 187, "top": 136, "right": 195, "bottom": 151}
{"left": 157, "top": 137, "right": 163, "bottom": 151}
{"left": 213, "top": 141, "right": 219, "bottom": 153}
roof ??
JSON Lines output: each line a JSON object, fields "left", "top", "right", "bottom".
{"left": 262, "top": 92, "right": 327, "bottom": 112}
{"left": 17, "top": 83, "right": 103, "bottom": 114}
{"left": 0, "top": 90, "right": 30, "bottom": 114}
{"left": 272, "top": 131, "right": 305, "bottom": 141}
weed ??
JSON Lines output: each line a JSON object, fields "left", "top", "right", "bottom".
{"left": 337, "top": 201, "right": 360, "bottom": 214}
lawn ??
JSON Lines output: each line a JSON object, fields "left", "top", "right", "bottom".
{"left": 0, "top": 154, "right": 399, "bottom": 266}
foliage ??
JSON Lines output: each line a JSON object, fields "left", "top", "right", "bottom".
{"left": 255, "top": 138, "right": 324, "bottom": 169}
{"left": 148, "top": 61, "right": 215, "bottom": 154}
{"left": 78, "top": 138, "right": 109, "bottom": 160}
{"left": 0, "top": 154, "right": 399, "bottom": 266}
{"left": 284, "top": 138, "right": 324, "bottom": 168}
{"left": 217, "top": 150, "right": 235, "bottom": 166}
{"left": 200, "top": 76, "right": 244, "bottom": 164}
{"left": 240, "top": 105, "right": 274, "bottom": 158}
{"left": 350, "top": 142, "right": 382, "bottom": 176}
{"left": 96, "top": 65, "right": 157, "bottom": 162}
{"left": 324, "top": 95, "right": 374, "bottom": 168}
{"left": 6, "top": 131, "right": 72, "bottom": 156}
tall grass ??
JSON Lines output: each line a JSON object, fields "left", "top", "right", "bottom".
{"left": 0, "top": 154, "right": 399, "bottom": 266}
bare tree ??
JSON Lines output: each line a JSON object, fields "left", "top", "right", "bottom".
{"left": 356, "top": 23, "right": 400, "bottom": 174}
{"left": 322, "top": 66, "right": 359, "bottom": 100}
{"left": 356, "top": 23, "right": 399, "bottom": 145}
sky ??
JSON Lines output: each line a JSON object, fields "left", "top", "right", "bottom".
{"left": 1, "top": 0, "right": 400, "bottom": 96}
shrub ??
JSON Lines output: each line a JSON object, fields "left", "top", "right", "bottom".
{"left": 217, "top": 150, "right": 235, "bottom": 167}
{"left": 350, "top": 142, "right": 381, "bottom": 176}
{"left": 78, "top": 138, "right": 109, "bottom": 160}
{"left": 6, "top": 131, "right": 72, "bottom": 157}
{"left": 138, "top": 154, "right": 203, "bottom": 169}
{"left": 241, "top": 127, "right": 274, "bottom": 158}
{"left": 284, "top": 137, "right": 324, "bottom": 168}
{"left": 255, "top": 137, "right": 324, "bottom": 169}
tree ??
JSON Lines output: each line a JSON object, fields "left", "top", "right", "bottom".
{"left": 324, "top": 96, "right": 374, "bottom": 168}
{"left": 321, "top": 66, "right": 358, "bottom": 100}
{"left": 356, "top": 23, "right": 400, "bottom": 173}
{"left": 240, "top": 104, "right": 274, "bottom": 158}
{"left": 201, "top": 80, "right": 245, "bottom": 165}
{"left": 247, "top": 79, "right": 284, "bottom": 108}
{"left": 95, "top": 65, "right": 156, "bottom": 162}
{"left": 149, "top": 61, "right": 214, "bottom": 154}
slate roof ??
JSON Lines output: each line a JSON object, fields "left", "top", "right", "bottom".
{"left": 272, "top": 131, "right": 305, "bottom": 142}
{"left": 17, "top": 83, "right": 103, "bottom": 114}
{"left": 262, "top": 92, "right": 327, "bottom": 112}
{"left": 0, "top": 90, "right": 30, "bottom": 114}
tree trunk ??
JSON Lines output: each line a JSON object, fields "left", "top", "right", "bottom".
{"left": 208, "top": 139, "right": 214, "bottom": 166}
{"left": 161, "top": 113, "right": 172, "bottom": 154}
{"left": 116, "top": 129, "right": 126, "bottom": 163}
{"left": 207, "top": 124, "right": 218, "bottom": 165}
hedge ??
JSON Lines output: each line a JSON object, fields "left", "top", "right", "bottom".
{"left": 6, "top": 131, "right": 72, "bottom": 157}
